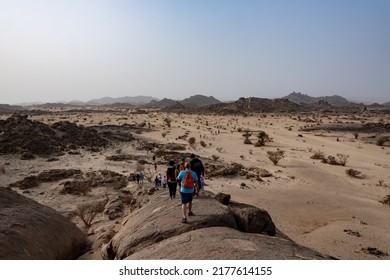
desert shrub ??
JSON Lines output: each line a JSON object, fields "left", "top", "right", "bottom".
{"left": 311, "top": 150, "right": 325, "bottom": 160}
{"left": 353, "top": 132, "right": 359, "bottom": 139}
{"left": 188, "top": 137, "right": 196, "bottom": 145}
{"left": 75, "top": 199, "right": 107, "bottom": 227}
{"left": 242, "top": 131, "right": 252, "bottom": 145}
{"left": 163, "top": 117, "right": 172, "bottom": 128}
{"left": 200, "top": 140, "right": 207, "bottom": 147}
{"left": 161, "top": 132, "right": 167, "bottom": 138}
{"left": 211, "top": 154, "right": 220, "bottom": 160}
{"left": 376, "top": 136, "right": 390, "bottom": 146}
{"left": 346, "top": 169, "right": 365, "bottom": 179}
{"left": 380, "top": 194, "right": 390, "bottom": 206}
{"left": 216, "top": 147, "right": 223, "bottom": 153}
{"left": 322, "top": 154, "right": 349, "bottom": 166}
{"left": 256, "top": 131, "right": 271, "bottom": 146}
{"left": 267, "top": 150, "right": 285, "bottom": 165}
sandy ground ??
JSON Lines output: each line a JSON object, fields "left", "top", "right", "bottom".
{"left": 1, "top": 110, "right": 389, "bottom": 259}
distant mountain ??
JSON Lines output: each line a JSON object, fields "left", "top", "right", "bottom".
{"left": 146, "top": 98, "right": 177, "bottom": 108}
{"left": 0, "top": 104, "right": 24, "bottom": 113}
{"left": 382, "top": 101, "right": 390, "bottom": 107}
{"left": 282, "top": 92, "right": 353, "bottom": 106}
{"left": 86, "top": 95, "right": 158, "bottom": 105}
{"left": 180, "top": 95, "right": 222, "bottom": 107}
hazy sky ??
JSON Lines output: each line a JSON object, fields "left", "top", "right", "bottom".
{"left": 1, "top": 0, "right": 389, "bottom": 104}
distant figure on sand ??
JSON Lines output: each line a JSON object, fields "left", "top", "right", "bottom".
{"left": 177, "top": 162, "right": 199, "bottom": 223}
{"left": 166, "top": 160, "right": 177, "bottom": 199}
{"left": 162, "top": 175, "right": 167, "bottom": 188}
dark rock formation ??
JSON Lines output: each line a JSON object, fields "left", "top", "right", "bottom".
{"left": 0, "top": 188, "right": 87, "bottom": 259}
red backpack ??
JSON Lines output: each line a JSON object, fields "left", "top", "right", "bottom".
{"left": 183, "top": 171, "right": 194, "bottom": 189}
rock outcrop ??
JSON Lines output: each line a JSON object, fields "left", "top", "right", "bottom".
{"left": 0, "top": 188, "right": 87, "bottom": 259}
{"left": 102, "top": 191, "right": 332, "bottom": 260}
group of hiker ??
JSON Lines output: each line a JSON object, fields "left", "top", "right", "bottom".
{"left": 165, "top": 154, "right": 205, "bottom": 223}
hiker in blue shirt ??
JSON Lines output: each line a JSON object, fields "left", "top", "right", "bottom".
{"left": 177, "top": 162, "right": 199, "bottom": 223}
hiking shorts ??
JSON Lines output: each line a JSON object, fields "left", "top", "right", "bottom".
{"left": 180, "top": 192, "right": 193, "bottom": 204}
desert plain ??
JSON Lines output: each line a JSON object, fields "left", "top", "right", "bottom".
{"left": 1, "top": 107, "right": 389, "bottom": 260}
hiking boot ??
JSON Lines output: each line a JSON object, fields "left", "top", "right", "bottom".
{"left": 181, "top": 217, "right": 187, "bottom": 223}
{"left": 188, "top": 211, "right": 194, "bottom": 216}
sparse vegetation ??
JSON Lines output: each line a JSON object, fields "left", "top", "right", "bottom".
{"left": 188, "top": 137, "right": 196, "bottom": 145}
{"left": 200, "top": 140, "right": 207, "bottom": 147}
{"left": 380, "top": 194, "right": 390, "bottom": 206}
{"left": 310, "top": 150, "right": 325, "bottom": 160}
{"left": 216, "top": 147, "right": 223, "bottom": 153}
{"left": 74, "top": 199, "right": 107, "bottom": 227}
{"left": 242, "top": 131, "right": 252, "bottom": 144}
{"left": 255, "top": 131, "right": 271, "bottom": 147}
{"left": 346, "top": 168, "right": 365, "bottom": 179}
{"left": 322, "top": 154, "right": 349, "bottom": 166}
{"left": 163, "top": 117, "right": 172, "bottom": 128}
{"left": 161, "top": 132, "right": 167, "bottom": 138}
{"left": 211, "top": 154, "right": 220, "bottom": 160}
{"left": 376, "top": 136, "right": 390, "bottom": 146}
{"left": 267, "top": 150, "right": 285, "bottom": 165}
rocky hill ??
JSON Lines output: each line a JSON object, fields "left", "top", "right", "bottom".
{"left": 180, "top": 94, "right": 222, "bottom": 107}
{"left": 283, "top": 92, "right": 354, "bottom": 106}
{"left": 199, "top": 97, "right": 303, "bottom": 114}
{"left": 0, "top": 104, "right": 23, "bottom": 113}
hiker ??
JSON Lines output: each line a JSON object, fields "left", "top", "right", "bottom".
{"left": 162, "top": 175, "right": 167, "bottom": 188}
{"left": 166, "top": 160, "right": 177, "bottom": 199}
{"left": 136, "top": 173, "right": 140, "bottom": 184}
{"left": 139, "top": 172, "right": 144, "bottom": 183}
{"left": 177, "top": 162, "right": 199, "bottom": 223}
{"left": 190, "top": 153, "right": 205, "bottom": 195}
{"left": 176, "top": 156, "right": 186, "bottom": 188}
{"left": 154, "top": 176, "right": 160, "bottom": 190}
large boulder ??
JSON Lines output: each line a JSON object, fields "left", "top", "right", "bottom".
{"left": 0, "top": 188, "right": 87, "bottom": 259}
{"left": 126, "top": 226, "right": 330, "bottom": 260}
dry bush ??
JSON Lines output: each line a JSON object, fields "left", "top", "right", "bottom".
{"left": 376, "top": 136, "right": 390, "bottom": 146}
{"left": 311, "top": 150, "right": 325, "bottom": 160}
{"left": 74, "top": 199, "right": 107, "bottom": 227}
{"left": 255, "top": 131, "right": 271, "bottom": 147}
{"left": 353, "top": 132, "right": 359, "bottom": 139}
{"left": 346, "top": 169, "right": 365, "bottom": 179}
{"left": 380, "top": 194, "right": 390, "bottom": 206}
{"left": 322, "top": 154, "right": 349, "bottom": 166}
{"left": 163, "top": 117, "right": 172, "bottom": 128}
{"left": 188, "top": 137, "right": 196, "bottom": 145}
{"left": 200, "top": 140, "right": 207, "bottom": 147}
{"left": 216, "top": 147, "right": 223, "bottom": 153}
{"left": 211, "top": 154, "right": 220, "bottom": 161}
{"left": 161, "top": 132, "right": 167, "bottom": 138}
{"left": 267, "top": 150, "right": 285, "bottom": 165}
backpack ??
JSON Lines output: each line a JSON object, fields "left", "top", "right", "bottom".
{"left": 183, "top": 171, "right": 194, "bottom": 189}
{"left": 166, "top": 166, "right": 176, "bottom": 182}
